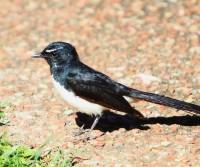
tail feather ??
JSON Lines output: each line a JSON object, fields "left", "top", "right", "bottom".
{"left": 125, "top": 88, "right": 200, "bottom": 115}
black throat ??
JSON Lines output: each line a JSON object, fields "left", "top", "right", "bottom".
{"left": 49, "top": 58, "right": 80, "bottom": 89}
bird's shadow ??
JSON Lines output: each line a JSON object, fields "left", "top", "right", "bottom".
{"left": 75, "top": 111, "right": 200, "bottom": 132}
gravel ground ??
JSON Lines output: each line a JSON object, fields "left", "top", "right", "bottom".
{"left": 0, "top": 0, "right": 200, "bottom": 166}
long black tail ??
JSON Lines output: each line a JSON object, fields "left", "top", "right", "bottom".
{"left": 125, "top": 88, "right": 200, "bottom": 115}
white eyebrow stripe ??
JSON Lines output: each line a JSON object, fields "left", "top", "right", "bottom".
{"left": 45, "top": 47, "right": 63, "bottom": 53}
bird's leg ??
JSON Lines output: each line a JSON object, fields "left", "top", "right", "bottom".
{"left": 83, "top": 115, "right": 102, "bottom": 141}
{"left": 74, "top": 115, "right": 101, "bottom": 137}
{"left": 73, "top": 125, "right": 86, "bottom": 136}
{"left": 89, "top": 115, "right": 101, "bottom": 131}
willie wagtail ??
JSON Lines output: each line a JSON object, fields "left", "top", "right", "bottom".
{"left": 33, "top": 41, "right": 200, "bottom": 132}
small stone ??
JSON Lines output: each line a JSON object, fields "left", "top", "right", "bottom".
{"left": 63, "top": 109, "right": 74, "bottom": 116}
{"left": 161, "top": 141, "right": 172, "bottom": 147}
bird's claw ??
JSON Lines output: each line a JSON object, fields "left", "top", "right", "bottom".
{"left": 73, "top": 125, "right": 91, "bottom": 137}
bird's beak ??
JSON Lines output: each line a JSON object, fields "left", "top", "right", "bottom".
{"left": 32, "top": 52, "right": 43, "bottom": 58}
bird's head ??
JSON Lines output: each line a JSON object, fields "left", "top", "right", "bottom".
{"left": 33, "top": 41, "right": 79, "bottom": 66}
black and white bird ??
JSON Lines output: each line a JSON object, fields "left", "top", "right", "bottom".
{"left": 33, "top": 41, "right": 200, "bottom": 132}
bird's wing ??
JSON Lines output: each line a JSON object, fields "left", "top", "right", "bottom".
{"left": 66, "top": 67, "right": 142, "bottom": 117}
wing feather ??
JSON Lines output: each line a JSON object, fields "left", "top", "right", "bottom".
{"left": 66, "top": 67, "right": 137, "bottom": 114}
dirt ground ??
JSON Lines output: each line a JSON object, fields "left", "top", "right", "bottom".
{"left": 0, "top": 0, "right": 200, "bottom": 166}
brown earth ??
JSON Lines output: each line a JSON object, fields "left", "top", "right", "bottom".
{"left": 0, "top": 0, "right": 200, "bottom": 166}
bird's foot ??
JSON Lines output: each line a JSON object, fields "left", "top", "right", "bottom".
{"left": 74, "top": 115, "right": 102, "bottom": 141}
{"left": 73, "top": 125, "right": 90, "bottom": 136}
{"left": 73, "top": 125, "right": 104, "bottom": 141}
{"left": 73, "top": 127, "right": 92, "bottom": 141}
{"left": 73, "top": 125, "right": 92, "bottom": 141}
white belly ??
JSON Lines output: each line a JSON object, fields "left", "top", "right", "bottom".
{"left": 52, "top": 77, "right": 104, "bottom": 116}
